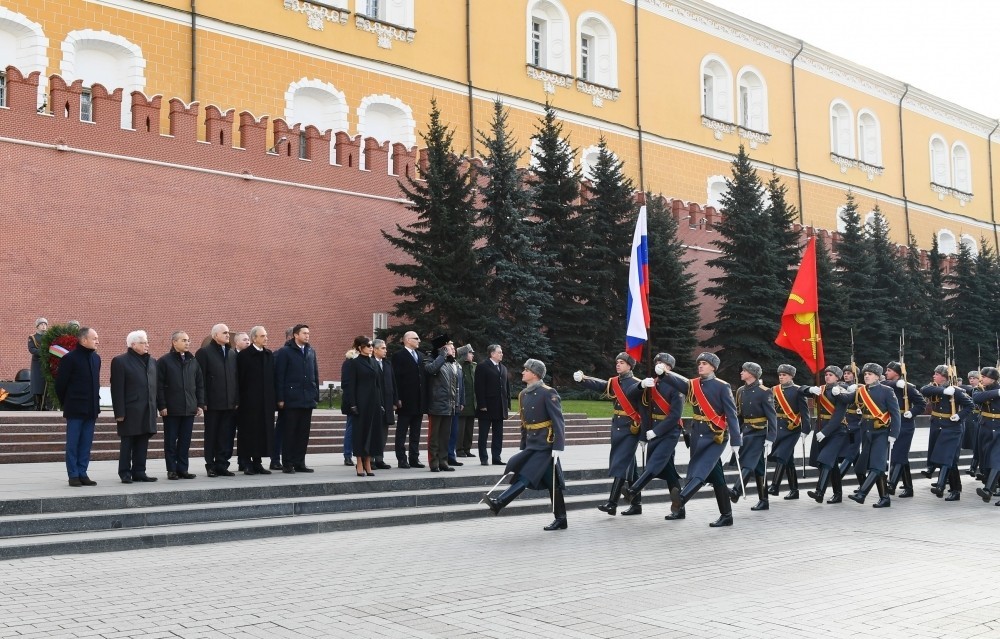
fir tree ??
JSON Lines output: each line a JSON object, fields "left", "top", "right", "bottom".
{"left": 925, "top": 234, "right": 948, "bottom": 366}
{"left": 475, "top": 99, "right": 552, "bottom": 364}
{"left": 814, "top": 232, "right": 851, "bottom": 371}
{"left": 580, "top": 137, "right": 636, "bottom": 368}
{"left": 900, "top": 234, "right": 937, "bottom": 374}
{"left": 645, "top": 193, "right": 699, "bottom": 377}
{"left": 764, "top": 169, "right": 802, "bottom": 296}
{"left": 976, "top": 240, "right": 1000, "bottom": 355}
{"left": 702, "top": 144, "right": 783, "bottom": 381}
{"left": 948, "top": 241, "right": 992, "bottom": 372}
{"left": 864, "top": 205, "right": 905, "bottom": 364}
{"left": 381, "top": 99, "right": 485, "bottom": 345}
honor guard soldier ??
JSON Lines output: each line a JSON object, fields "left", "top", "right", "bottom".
{"left": 485, "top": 359, "right": 567, "bottom": 531}
{"left": 805, "top": 366, "right": 851, "bottom": 504}
{"left": 662, "top": 352, "right": 741, "bottom": 527}
{"left": 844, "top": 363, "right": 901, "bottom": 507}
{"left": 961, "top": 370, "right": 984, "bottom": 477}
{"left": 882, "top": 362, "right": 926, "bottom": 498}
{"left": 920, "top": 365, "right": 974, "bottom": 501}
{"left": 766, "top": 364, "right": 812, "bottom": 500}
{"left": 574, "top": 353, "right": 644, "bottom": 516}
{"left": 972, "top": 367, "right": 1000, "bottom": 504}
{"left": 727, "top": 362, "right": 777, "bottom": 511}
{"left": 622, "top": 353, "right": 686, "bottom": 518}
{"left": 838, "top": 365, "right": 865, "bottom": 485}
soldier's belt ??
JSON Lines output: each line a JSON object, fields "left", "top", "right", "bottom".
{"left": 819, "top": 412, "right": 833, "bottom": 419}
{"left": 741, "top": 416, "right": 768, "bottom": 430}
{"left": 652, "top": 413, "right": 668, "bottom": 421}
{"left": 931, "top": 411, "right": 956, "bottom": 419}
{"left": 980, "top": 411, "right": 1000, "bottom": 419}
{"left": 522, "top": 420, "right": 554, "bottom": 443}
{"left": 777, "top": 414, "right": 801, "bottom": 430}
{"left": 860, "top": 415, "right": 889, "bottom": 429}
{"left": 614, "top": 409, "right": 641, "bottom": 434}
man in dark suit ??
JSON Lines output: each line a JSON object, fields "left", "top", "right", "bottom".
{"left": 196, "top": 323, "right": 239, "bottom": 477}
{"left": 55, "top": 326, "right": 101, "bottom": 487}
{"left": 274, "top": 324, "right": 319, "bottom": 473}
{"left": 111, "top": 330, "right": 159, "bottom": 483}
{"left": 372, "top": 339, "right": 397, "bottom": 469}
{"left": 475, "top": 344, "right": 511, "bottom": 466}
{"left": 390, "top": 331, "right": 426, "bottom": 468}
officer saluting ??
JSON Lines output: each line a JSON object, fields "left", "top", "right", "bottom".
{"left": 728, "top": 362, "right": 776, "bottom": 511}
{"left": 882, "top": 361, "right": 926, "bottom": 498}
{"left": 844, "top": 363, "right": 901, "bottom": 507}
{"left": 484, "top": 359, "right": 567, "bottom": 531}
{"left": 972, "top": 367, "right": 1000, "bottom": 504}
{"left": 921, "top": 365, "right": 974, "bottom": 501}
{"left": 574, "top": 353, "right": 644, "bottom": 516}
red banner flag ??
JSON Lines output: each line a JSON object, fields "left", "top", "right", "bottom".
{"left": 775, "top": 237, "right": 825, "bottom": 373}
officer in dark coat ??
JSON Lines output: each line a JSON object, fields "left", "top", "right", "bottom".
{"left": 574, "top": 352, "right": 644, "bottom": 516}
{"left": 110, "top": 330, "right": 158, "bottom": 483}
{"left": 805, "top": 366, "right": 851, "bottom": 504}
{"left": 662, "top": 352, "right": 741, "bottom": 527}
{"left": 236, "top": 326, "right": 276, "bottom": 475}
{"left": 474, "top": 344, "right": 511, "bottom": 466}
{"left": 55, "top": 326, "right": 101, "bottom": 487}
{"left": 196, "top": 323, "right": 239, "bottom": 477}
{"left": 622, "top": 353, "right": 685, "bottom": 518}
{"left": 921, "top": 365, "right": 974, "bottom": 500}
{"left": 274, "top": 324, "right": 320, "bottom": 473}
{"left": 838, "top": 365, "right": 864, "bottom": 483}
{"left": 390, "top": 331, "right": 427, "bottom": 469}
{"left": 961, "top": 370, "right": 984, "bottom": 476}
{"left": 28, "top": 317, "right": 47, "bottom": 409}
{"left": 972, "top": 367, "right": 1000, "bottom": 504}
{"left": 485, "top": 358, "right": 567, "bottom": 531}
{"left": 882, "top": 361, "right": 926, "bottom": 498}
{"left": 728, "top": 362, "right": 777, "bottom": 511}
{"left": 843, "top": 363, "right": 901, "bottom": 507}
{"left": 766, "top": 365, "right": 812, "bottom": 499}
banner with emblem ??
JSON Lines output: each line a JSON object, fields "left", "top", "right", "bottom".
{"left": 775, "top": 236, "right": 825, "bottom": 374}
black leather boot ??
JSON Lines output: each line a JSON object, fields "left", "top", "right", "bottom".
{"left": 827, "top": 467, "right": 843, "bottom": 503}
{"left": 621, "top": 487, "right": 642, "bottom": 515}
{"left": 544, "top": 484, "right": 568, "bottom": 530}
{"left": 849, "top": 472, "right": 878, "bottom": 504}
{"left": 750, "top": 473, "right": 769, "bottom": 511}
{"left": 784, "top": 463, "right": 800, "bottom": 500}
{"left": 948, "top": 467, "right": 963, "bottom": 494}
{"left": 887, "top": 464, "right": 902, "bottom": 495}
{"left": 898, "top": 465, "right": 914, "bottom": 498}
{"left": 486, "top": 480, "right": 527, "bottom": 515}
{"left": 838, "top": 457, "right": 854, "bottom": 479}
{"left": 977, "top": 469, "right": 999, "bottom": 502}
{"left": 767, "top": 463, "right": 785, "bottom": 496}
{"left": 664, "top": 486, "right": 686, "bottom": 520}
{"left": 598, "top": 478, "right": 625, "bottom": 515}
{"left": 729, "top": 468, "right": 750, "bottom": 503}
{"left": 808, "top": 466, "right": 831, "bottom": 503}
{"left": 930, "top": 466, "right": 950, "bottom": 497}
{"left": 678, "top": 478, "right": 704, "bottom": 506}
{"left": 968, "top": 459, "right": 979, "bottom": 477}
{"left": 709, "top": 482, "right": 734, "bottom": 527}
{"left": 851, "top": 472, "right": 865, "bottom": 495}
{"left": 622, "top": 473, "right": 650, "bottom": 504}
{"left": 873, "top": 473, "right": 891, "bottom": 508}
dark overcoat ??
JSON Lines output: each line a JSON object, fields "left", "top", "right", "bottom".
{"left": 110, "top": 350, "right": 158, "bottom": 437}
{"left": 55, "top": 345, "right": 101, "bottom": 420}
{"left": 342, "top": 354, "right": 385, "bottom": 456}
{"left": 237, "top": 346, "right": 276, "bottom": 457}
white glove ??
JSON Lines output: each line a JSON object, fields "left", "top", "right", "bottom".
{"left": 654, "top": 363, "right": 666, "bottom": 375}
{"left": 903, "top": 411, "right": 912, "bottom": 419}
{"left": 764, "top": 441, "right": 772, "bottom": 453}
{"left": 731, "top": 445, "right": 740, "bottom": 454}
{"left": 552, "top": 450, "right": 561, "bottom": 460}
{"left": 799, "top": 432, "right": 807, "bottom": 439}
{"left": 943, "top": 385, "right": 956, "bottom": 396}
{"left": 641, "top": 377, "right": 655, "bottom": 388}
{"left": 809, "top": 386, "right": 821, "bottom": 395}
{"left": 846, "top": 384, "right": 858, "bottom": 393}
{"left": 896, "top": 379, "right": 906, "bottom": 389}
{"left": 573, "top": 370, "right": 583, "bottom": 382}
{"left": 645, "top": 429, "right": 656, "bottom": 441}
{"left": 831, "top": 385, "right": 843, "bottom": 396}
{"left": 815, "top": 431, "right": 826, "bottom": 442}
{"left": 889, "top": 436, "right": 896, "bottom": 444}
{"left": 950, "top": 413, "right": 960, "bottom": 422}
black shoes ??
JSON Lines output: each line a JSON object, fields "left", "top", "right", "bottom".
{"left": 254, "top": 465, "right": 272, "bottom": 475}
{"left": 397, "top": 460, "right": 411, "bottom": 469}
{"left": 481, "top": 460, "right": 489, "bottom": 466}
{"left": 244, "top": 466, "right": 257, "bottom": 475}
{"left": 410, "top": 460, "right": 426, "bottom": 469}
{"left": 68, "top": 477, "right": 82, "bottom": 487}
{"left": 709, "top": 513, "right": 733, "bottom": 527}
{"left": 295, "top": 466, "right": 314, "bottom": 473}
{"left": 79, "top": 475, "right": 97, "bottom": 486}
{"left": 873, "top": 496, "right": 891, "bottom": 508}
{"left": 945, "top": 491, "right": 961, "bottom": 501}
{"left": 217, "top": 470, "right": 235, "bottom": 477}
{"left": 447, "top": 458, "right": 464, "bottom": 466}
{"left": 344, "top": 457, "right": 354, "bottom": 466}
{"left": 439, "top": 465, "right": 454, "bottom": 472}
{"left": 120, "top": 475, "right": 133, "bottom": 484}
{"left": 373, "top": 461, "right": 392, "bottom": 470}
{"left": 826, "top": 493, "right": 843, "bottom": 504}
{"left": 751, "top": 499, "right": 769, "bottom": 511}
{"left": 664, "top": 507, "right": 685, "bottom": 520}
{"left": 269, "top": 462, "right": 283, "bottom": 470}
{"left": 621, "top": 504, "right": 642, "bottom": 516}
{"left": 492, "top": 460, "right": 505, "bottom": 465}
{"left": 135, "top": 475, "right": 157, "bottom": 482}
{"left": 168, "top": 471, "right": 179, "bottom": 480}
{"left": 282, "top": 466, "right": 296, "bottom": 474}
{"left": 178, "top": 472, "right": 196, "bottom": 479}
{"left": 430, "top": 467, "right": 440, "bottom": 472}
{"left": 206, "top": 468, "right": 219, "bottom": 477}
{"left": 543, "top": 518, "right": 568, "bottom": 531}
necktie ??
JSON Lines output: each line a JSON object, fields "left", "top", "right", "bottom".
{"left": 221, "top": 346, "right": 226, "bottom": 359}
{"left": 413, "top": 350, "right": 418, "bottom": 363}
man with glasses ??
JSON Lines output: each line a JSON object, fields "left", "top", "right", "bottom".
{"left": 196, "top": 323, "right": 239, "bottom": 477}
{"left": 391, "top": 331, "right": 427, "bottom": 468}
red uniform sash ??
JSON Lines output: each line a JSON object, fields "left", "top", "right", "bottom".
{"left": 650, "top": 386, "right": 672, "bottom": 417}
{"left": 691, "top": 378, "right": 726, "bottom": 429}
{"left": 817, "top": 385, "right": 836, "bottom": 415}
{"left": 857, "top": 385, "right": 890, "bottom": 425}
{"left": 610, "top": 376, "right": 641, "bottom": 425}
{"left": 773, "top": 386, "right": 802, "bottom": 427}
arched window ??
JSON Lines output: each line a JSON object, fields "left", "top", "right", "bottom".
{"left": 526, "top": 0, "right": 570, "bottom": 74}
{"left": 938, "top": 229, "right": 957, "bottom": 255}
{"left": 700, "top": 55, "right": 732, "bottom": 122}
{"left": 857, "top": 109, "right": 881, "bottom": 166}
{"left": 60, "top": 30, "right": 145, "bottom": 129}
{"left": 285, "top": 79, "right": 348, "bottom": 163}
{"left": 579, "top": 144, "right": 601, "bottom": 180}
{"left": 707, "top": 175, "right": 727, "bottom": 209}
{"left": 0, "top": 8, "right": 48, "bottom": 108}
{"left": 576, "top": 12, "right": 616, "bottom": 87}
{"left": 864, "top": 211, "right": 877, "bottom": 229}
{"left": 836, "top": 205, "right": 849, "bottom": 234}
{"left": 736, "top": 67, "right": 767, "bottom": 132}
{"left": 960, "top": 234, "right": 977, "bottom": 254}
{"left": 952, "top": 142, "right": 971, "bottom": 193}
{"left": 930, "top": 135, "right": 949, "bottom": 186}
{"left": 830, "top": 100, "right": 853, "bottom": 157}
{"left": 357, "top": 94, "right": 415, "bottom": 173}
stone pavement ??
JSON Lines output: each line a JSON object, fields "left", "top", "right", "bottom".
{"left": 2, "top": 429, "right": 1000, "bottom": 638}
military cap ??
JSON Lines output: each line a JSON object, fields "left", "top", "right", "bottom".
{"left": 742, "top": 362, "right": 762, "bottom": 379}
{"left": 35, "top": 317, "right": 48, "bottom": 328}
{"left": 861, "top": 362, "right": 883, "bottom": 377}
{"left": 934, "top": 364, "right": 950, "bottom": 377}
{"left": 968, "top": 370, "right": 981, "bottom": 380}
{"left": 654, "top": 352, "right": 676, "bottom": 368}
{"left": 777, "top": 364, "right": 797, "bottom": 377}
{"left": 886, "top": 361, "right": 902, "bottom": 375}
{"left": 824, "top": 365, "right": 843, "bottom": 379}
{"left": 431, "top": 334, "right": 451, "bottom": 351}
{"left": 615, "top": 352, "right": 636, "bottom": 368}
{"left": 981, "top": 367, "right": 1000, "bottom": 381}
{"left": 456, "top": 344, "right": 474, "bottom": 359}
{"left": 696, "top": 352, "right": 720, "bottom": 370}
{"left": 523, "top": 358, "right": 546, "bottom": 379}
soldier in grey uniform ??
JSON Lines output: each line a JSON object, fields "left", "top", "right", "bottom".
{"left": 766, "top": 364, "right": 812, "bottom": 499}
{"left": 882, "top": 361, "right": 926, "bottom": 498}
{"left": 972, "top": 367, "right": 1000, "bottom": 503}
{"left": 838, "top": 365, "right": 865, "bottom": 485}
{"left": 728, "top": 362, "right": 777, "bottom": 511}
{"left": 921, "top": 365, "right": 974, "bottom": 501}
{"left": 961, "top": 370, "right": 984, "bottom": 477}
{"left": 805, "top": 365, "right": 850, "bottom": 504}
{"left": 845, "top": 363, "right": 901, "bottom": 508}
{"left": 484, "top": 359, "right": 567, "bottom": 531}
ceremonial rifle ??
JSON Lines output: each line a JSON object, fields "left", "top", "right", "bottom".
{"left": 946, "top": 329, "right": 958, "bottom": 413}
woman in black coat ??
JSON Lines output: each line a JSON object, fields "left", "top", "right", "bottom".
{"left": 342, "top": 336, "right": 384, "bottom": 476}
{"left": 237, "top": 326, "right": 277, "bottom": 474}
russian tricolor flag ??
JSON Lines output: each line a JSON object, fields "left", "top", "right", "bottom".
{"left": 625, "top": 205, "right": 650, "bottom": 362}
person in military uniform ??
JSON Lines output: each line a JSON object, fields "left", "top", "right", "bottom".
{"left": 726, "top": 362, "right": 776, "bottom": 511}
{"left": 621, "top": 353, "right": 685, "bottom": 518}
{"left": 920, "top": 365, "right": 974, "bottom": 501}
{"left": 882, "top": 361, "right": 926, "bottom": 498}
{"left": 805, "top": 365, "right": 851, "bottom": 504}
{"left": 766, "top": 364, "right": 811, "bottom": 500}
{"left": 484, "top": 359, "right": 567, "bottom": 531}
{"left": 972, "top": 367, "right": 1000, "bottom": 504}
{"left": 837, "top": 365, "right": 865, "bottom": 487}
{"left": 843, "top": 363, "right": 901, "bottom": 507}
{"left": 961, "top": 370, "right": 984, "bottom": 477}
{"left": 574, "top": 353, "right": 644, "bottom": 516}
{"left": 661, "top": 352, "right": 741, "bottom": 527}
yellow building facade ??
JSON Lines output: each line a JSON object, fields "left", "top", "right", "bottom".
{"left": 2, "top": 0, "right": 998, "bottom": 253}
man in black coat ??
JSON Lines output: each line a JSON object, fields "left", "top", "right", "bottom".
{"left": 274, "top": 324, "right": 319, "bottom": 473}
{"left": 28, "top": 317, "right": 47, "bottom": 410}
{"left": 157, "top": 330, "right": 204, "bottom": 480}
{"left": 237, "top": 326, "right": 277, "bottom": 475}
{"left": 475, "top": 344, "right": 511, "bottom": 466}
{"left": 196, "top": 323, "right": 239, "bottom": 477}
{"left": 111, "top": 330, "right": 158, "bottom": 483}
{"left": 54, "top": 326, "right": 101, "bottom": 487}
{"left": 390, "top": 331, "right": 427, "bottom": 469}
{"left": 372, "top": 339, "right": 397, "bottom": 469}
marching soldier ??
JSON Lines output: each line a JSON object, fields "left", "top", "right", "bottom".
{"left": 766, "top": 364, "right": 812, "bottom": 500}
{"left": 727, "top": 362, "right": 777, "bottom": 511}
{"left": 920, "top": 365, "right": 974, "bottom": 501}
{"left": 621, "top": 353, "right": 686, "bottom": 518}
{"left": 485, "top": 359, "right": 567, "bottom": 531}
{"left": 838, "top": 364, "right": 864, "bottom": 485}
{"left": 961, "top": 370, "right": 984, "bottom": 477}
{"left": 661, "top": 352, "right": 741, "bottom": 527}
{"left": 574, "top": 353, "right": 644, "bottom": 516}
{"left": 972, "top": 367, "right": 1000, "bottom": 504}
{"left": 844, "top": 363, "right": 901, "bottom": 507}
{"left": 882, "top": 362, "right": 926, "bottom": 498}
{"left": 805, "top": 365, "right": 850, "bottom": 504}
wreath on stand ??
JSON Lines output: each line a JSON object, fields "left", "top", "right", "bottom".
{"left": 40, "top": 324, "right": 80, "bottom": 409}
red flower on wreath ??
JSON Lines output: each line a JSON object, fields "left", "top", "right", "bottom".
{"left": 48, "top": 334, "right": 78, "bottom": 380}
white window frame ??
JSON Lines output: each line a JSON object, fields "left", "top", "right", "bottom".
{"left": 960, "top": 234, "right": 977, "bottom": 254}
{"left": 526, "top": 0, "right": 570, "bottom": 75}
{"left": 736, "top": 66, "right": 767, "bottom": 133}
{"left": 938, "top": 229, "right": 957, "bottom": 255}
{"left": 930, "top": 135, "right": 949, "bottom": 186}
{"left": 0, "top": 8, "right": 49, "bottom": 109}
{"left": 0, "top": 72, "right": 6, "bottom": 108}
{"left": 830, "top": 100, "right": 854, "bottom": 158}
{"left": 952, "top": 141, "right": 971, "bottom": 193}
{"left": 835, "top": 205, "right": 849, "bottom": 234}
{"left": 357, "top": 93, "right": 416, "bottom": 173}
{"left": 60, "top": 29, "right": 145, "bottom": 129}
{"left": 79, "top": 87, "right": 92, "bottom": 122}
{"left": 857, "top": 109, "right": 882, "bottom": 167}
{"left": 707, "top": 175, "right": 727, "bottom": 210}
{"left": 700, "top": 55, "right": 732, "bottom": 122}
{"left": 576, "top": 11, "right": 617, "bottom": 87}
